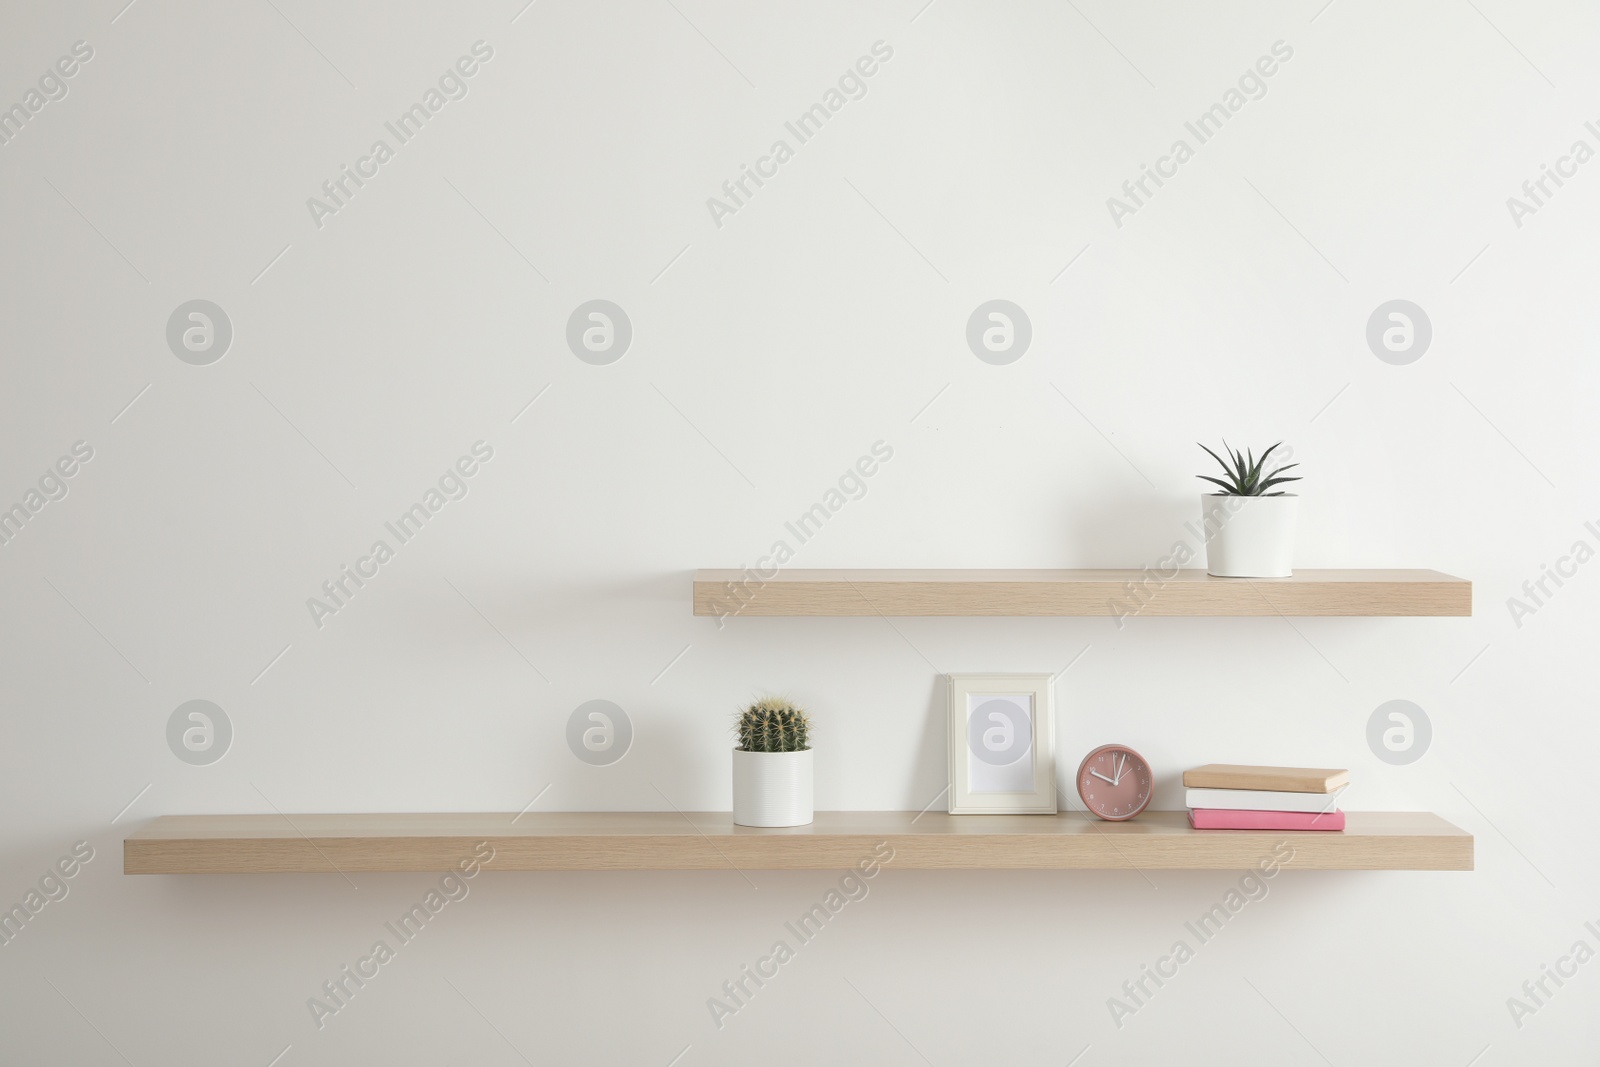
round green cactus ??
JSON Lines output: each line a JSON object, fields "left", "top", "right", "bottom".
{"left": 736, "top": 697, "right": 811, "bottom": 752}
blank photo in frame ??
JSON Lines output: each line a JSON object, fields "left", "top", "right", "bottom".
{"left": 946, "top": 673, "right": 1057, "bottom": 814}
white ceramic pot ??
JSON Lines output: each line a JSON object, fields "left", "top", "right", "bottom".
{"left": 1200, "top": 494, "right": 1298, "bottom": 578}
{"left": 732, "top": 748, "right": 813, "bottom": 827}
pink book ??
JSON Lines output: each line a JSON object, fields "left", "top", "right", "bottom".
{"left": 1188, "top": 808, "right": 1345, "bottom": 831}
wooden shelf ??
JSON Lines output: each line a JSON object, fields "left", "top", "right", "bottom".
{"left": 124, "top": 811, "right": 1471, "bottom": 873}
{"left": 694, "top": 568, "right": 1470, "bottom": 617}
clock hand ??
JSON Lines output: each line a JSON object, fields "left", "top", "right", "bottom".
{"left": 1089, "top": 769, "right": 1116, "bottom": 784}
{"left": 1112, "top": 754, "right": 1124, "bottom": 785}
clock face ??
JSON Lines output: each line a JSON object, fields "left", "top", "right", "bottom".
{"left": 1076, "top": 744, "right": 1153, "bottom": 821}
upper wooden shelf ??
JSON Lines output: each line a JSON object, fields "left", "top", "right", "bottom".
{"left": 124, "top": 811, "right": 1472, "bottom": 873}
{"left": 693, "top": 569, "right": 1471, "bottom": 618}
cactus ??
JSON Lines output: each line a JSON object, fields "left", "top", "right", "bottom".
{"left": 735, "top": 697, "right": 811, "bottom": 753}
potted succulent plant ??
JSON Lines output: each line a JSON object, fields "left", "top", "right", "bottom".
{"left": 1197, "top": 441, "right": 1301, "bottom": 578}
{"left": 732, "top": 697, "right": 813, "bottom": 827}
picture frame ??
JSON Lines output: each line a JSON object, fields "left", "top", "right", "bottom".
{"left": 946, "top": 673, "right": 1057, "bottom": 814}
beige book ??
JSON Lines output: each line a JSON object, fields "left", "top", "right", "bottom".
{"left": 1183, "top": 764, "right": 1349, "bottom": 793}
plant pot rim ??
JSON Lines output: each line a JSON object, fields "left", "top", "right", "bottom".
{"left": 733, "top": 746, "right": 812, "bottom": 753}
{"left": 1202, "top": 492, "right": 1299, "bottom": 498}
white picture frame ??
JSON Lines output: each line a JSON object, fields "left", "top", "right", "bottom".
{"left": 946, "top": 673, "right": 1056, "bottom": 815}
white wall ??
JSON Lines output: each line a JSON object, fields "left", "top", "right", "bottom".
{"left": 2, "top": 0, "right": 1596, "bottom": 1063}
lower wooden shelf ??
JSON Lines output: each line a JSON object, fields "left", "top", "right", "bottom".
{"left": 124, "top": 811, "right": 1472, "bottom": 873}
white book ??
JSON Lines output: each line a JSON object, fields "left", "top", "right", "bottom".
{"left": 1185, "top": 786, "right": 1347, "bottom": 814}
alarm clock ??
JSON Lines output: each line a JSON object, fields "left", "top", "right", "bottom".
{"left": 1076, "top": 744, "right": 1153, "bottom": 821}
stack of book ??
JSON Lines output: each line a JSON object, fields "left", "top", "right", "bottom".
{"left": 1183, "top": 764, "right": 1348, "bottom": 831}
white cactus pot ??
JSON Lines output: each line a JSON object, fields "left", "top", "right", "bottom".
{"left": 732, "top": 748, "right": 813, "bottom": 827}
{"left": 1200, "top": 494, "right": 1299, "bottom": 578}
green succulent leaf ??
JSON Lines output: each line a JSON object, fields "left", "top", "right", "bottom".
{"left": 1197, "top": 442, "right": 1233, "bottom": 477}
{"left": 1228, "top": 443, "right": 1248, "bottom": 484}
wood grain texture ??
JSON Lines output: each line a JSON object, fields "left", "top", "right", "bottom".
{"left": 124, "top": 811, "right": 1472, "bottom": 873}
{"left": 1183, "top": 764, "right": 1351, "bottom": 792}
{"left": 692, "top": 569, "right": 1472, "bottom": 617}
